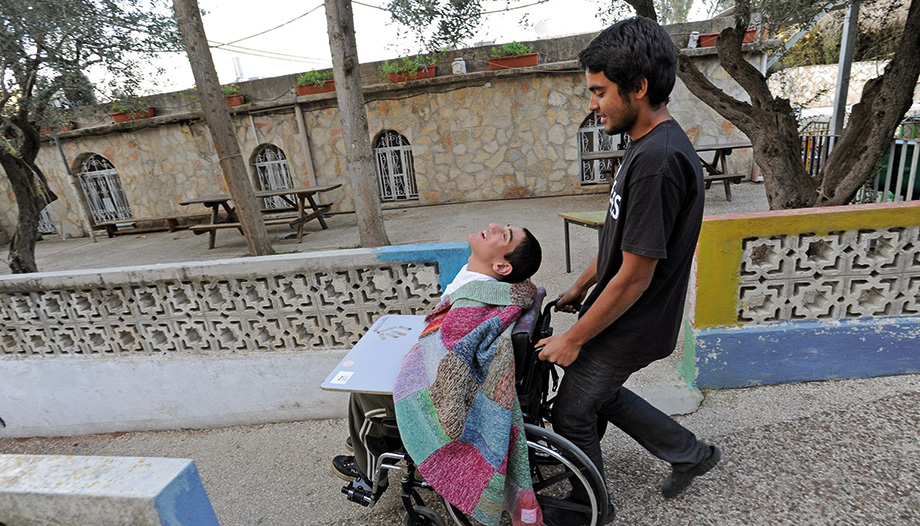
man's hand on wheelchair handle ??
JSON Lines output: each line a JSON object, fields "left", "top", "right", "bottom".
{"left": 536, "top": 333, "right": 582, "bottom": 367}
{"left": 554, "top": 285, "right": 588, "bottom": 313}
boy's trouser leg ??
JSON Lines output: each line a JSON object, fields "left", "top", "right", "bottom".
{"left": 552, "top": 343, "right": 711, "bottom": 480}
{"left": 348, "top": 392, "right": 396, "bottom": 481}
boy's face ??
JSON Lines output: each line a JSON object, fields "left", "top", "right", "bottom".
{"left": 467, "top": 223, "right": 525, "bottom": 279}
{"left": 586, "top": 70, "right": 639, "bottom": 136}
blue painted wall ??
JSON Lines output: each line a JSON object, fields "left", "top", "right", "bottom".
{"left": 375, "top": 242, "right": 470, "bottom": 293}
{"left": 154, "top": 461, "right": 220, "bottom": 526}
{"left": 693, "top": 316, "right": 920, "bottom": 388}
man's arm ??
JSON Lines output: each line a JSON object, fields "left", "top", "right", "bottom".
{"left": 537, "top": 251, "right": 658, "bottom": 367}
{"left": 556, "top": 255, "right": 598, "bottom": 312}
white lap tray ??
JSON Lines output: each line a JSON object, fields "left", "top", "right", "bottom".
{"left": 321, "top": 314, "right": 427, "bottom": 394}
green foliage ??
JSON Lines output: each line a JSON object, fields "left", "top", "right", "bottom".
{"left": 0, "top": 0, "right": 181, "bottom": 136}
{"left": 296, "top": 70, "right": 334, "bottom": 87}
{"left": 220, "top": 83, "right": 242, "bottom": 95}
{"left": 379, "top": 53, "right": 441, "bottom": 75}
{"left": 386, "top": 0, "right": 485, "bottom": 51}
{"left": 489, "top": 42, "right": 534, "bottom": 58}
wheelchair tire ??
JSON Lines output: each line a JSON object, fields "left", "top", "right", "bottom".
{"left": 441, "top": 424, "right": 609, "bottom": 526}
{"left": 525, "top": 423, "right": 610, "bottom": 526}
{"left": 404, "top": 505, "right": 446, "bottom": 526}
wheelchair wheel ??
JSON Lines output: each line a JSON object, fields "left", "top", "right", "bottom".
{"left": 441, "top": 424, "right": 609, "bottom": 526}
{"left": 526, "top": 423, "right": 609, "bottom": 526}
{"left": 404, "top": 504, "right": 446, "bottom": 526}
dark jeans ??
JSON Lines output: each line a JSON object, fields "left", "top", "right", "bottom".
{"left": 552, "top": 342, "right": 711, "bottom": 487}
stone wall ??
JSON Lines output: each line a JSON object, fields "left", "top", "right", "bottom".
{"left": 1, "top": 35, "right": 763, "bottom": 240}
{"left": 768, "top": 60, "right": 920, "bottom": 111}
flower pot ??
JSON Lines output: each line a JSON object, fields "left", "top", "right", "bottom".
{"left": 296, "top": 80, "right": 335, "bottom": 96}
{"left": 225, "top": 94, "right": 245, "bottom": 106}
{"left": 111, "top": 107, "right": 155, "bottom": 123}
{"left": 488, "top": 53, "right": 539, "bottom": 70}
{"left": 41, "top": 121, "right": 76, "bottom": 134}
{"left": 698, "top": 29, "right": 757, "bottom": 47}
{"left": 386, "top": 65, "right": 436, "bottom": 83}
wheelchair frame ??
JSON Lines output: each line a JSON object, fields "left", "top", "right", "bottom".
{"left": 341, "top": 289, "right": 611, "bottom": 526}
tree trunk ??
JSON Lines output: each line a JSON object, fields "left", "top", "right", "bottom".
{"left": 172, "top": 0, "right": 273, "bottom": 256}
{"left": 1, "top": 120, "right": 56, "bottom": 273}
{"left": 815, "top": 0, "right": 920, "bottom": 206}
{"left": 325, "top": 0, "right": 390, "bottom": 247}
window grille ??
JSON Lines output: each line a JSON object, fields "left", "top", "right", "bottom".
{"left": 577, "top": 112, "right": 624, "bottom": 185}
{"left": 38, "top": 207, "right": 56, "bottom": 234}
{"left": 253, "top": 145, "right": 294, "bottom": 209}
{"left": 77, "top": 154, "right": 133, "bottom": 224}
{"left": 374, "top": 130, "right": 418, "bottom": 201}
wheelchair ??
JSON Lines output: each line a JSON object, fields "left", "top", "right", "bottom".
{"left": 341, "top": 288, "right": 611, "bottom": 526}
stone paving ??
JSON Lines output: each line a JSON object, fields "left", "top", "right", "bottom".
{"left": 3, "top": 183, "right": 918, "bottom": 524}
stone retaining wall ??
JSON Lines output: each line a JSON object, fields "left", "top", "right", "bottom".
{"left": 0, "top": 38, "right": 764, "bottom": 240}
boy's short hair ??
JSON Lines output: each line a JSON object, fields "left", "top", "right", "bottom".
{"left": 501, "top": 228, "right": 542, "bottom": 283}
{"left": 578, "top": 16, "right": 677, "bottom": 107}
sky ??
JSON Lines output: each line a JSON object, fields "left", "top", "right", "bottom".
{"left": 147, "top": 0, "right": 616, "bottom": 92}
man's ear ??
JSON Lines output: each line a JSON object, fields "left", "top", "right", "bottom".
{"left": 492, "top": 260, "right": 513, "bottom": 277}
{"left": 634, "top": 77, "right": 648, "bottom": 100}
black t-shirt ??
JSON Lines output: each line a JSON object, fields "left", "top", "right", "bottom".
{"left": 581, "top": 119, "right": 704, "bottom": 367}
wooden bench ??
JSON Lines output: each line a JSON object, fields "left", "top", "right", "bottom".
{"left": 704, "top": 173, "right": 744, "bottom": 201}
{"left": 188, "top": 217, "right": 298, "bottom": 235}
{"left": 96, "top": 214, "right": 206, "bottom": 238}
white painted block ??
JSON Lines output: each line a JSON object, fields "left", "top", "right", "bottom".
{"left": 0, "top": 455, "right": 219, "bottom": 525}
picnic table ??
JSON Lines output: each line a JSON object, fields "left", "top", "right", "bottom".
{"left": 695, "top": 142, "right": 752, "bottom": 201}
{"left": 559, "top": 210, "right": 607, "bottom": 273}
{"left": 179, "top": 184, "right": 342, "bottom": 249}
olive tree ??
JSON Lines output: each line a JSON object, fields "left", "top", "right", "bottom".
{"left": 0, "top": 0, "right": 181, "bottom": 273}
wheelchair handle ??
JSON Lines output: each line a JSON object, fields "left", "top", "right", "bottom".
{"left": 538, "top": 299, "right": 582, "bottom": 338}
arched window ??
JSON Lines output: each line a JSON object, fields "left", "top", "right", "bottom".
{"left": 577, "top": 112, "right": 626, "bottom": 185}
{"left": 374, "top": 130, "right": 418, "bottom": 201}
{"left": 77, "top": 154, "right": 132, "bottom": 224}
{"left": 252, "top": 144, "right": 294, "bottom": 209}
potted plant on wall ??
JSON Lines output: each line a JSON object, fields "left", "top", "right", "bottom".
{"left": 110, "top": 98, "right": 155, "bottom": 123}
{"left": 380, "top": 54, "right": 438, "bottom": 83}
{"left": 295, "top": 70, "right": 335, "bottom": 96}
{"left": 221, "top": 84, "right": 245, "bottom": 106}
{"left": 488, "top": 42, "right": 538, "bottom": 70}
{"left": 697, "top": 28, "right": 758, "bottom": 47}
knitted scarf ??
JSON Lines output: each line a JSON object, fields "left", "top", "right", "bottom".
{"left": 393, "top": 279, "right": 542, "bottom": 526}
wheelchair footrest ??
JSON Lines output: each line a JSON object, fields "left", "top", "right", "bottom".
{"left": 342, "top": 481, "right": 375, "bottom": 507}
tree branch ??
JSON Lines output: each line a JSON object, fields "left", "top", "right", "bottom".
{"left": 714, "top": 0, "right": 775, "bottom": 109}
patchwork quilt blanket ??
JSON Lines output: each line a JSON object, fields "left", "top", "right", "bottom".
{"left": 393, "top": 279, "right": 542, "bottom": 526}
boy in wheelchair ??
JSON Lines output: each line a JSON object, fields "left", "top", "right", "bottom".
{"left": 332, "top": 223, "right": 548, "bottom": 525}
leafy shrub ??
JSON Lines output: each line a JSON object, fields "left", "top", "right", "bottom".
{"left": 297, "top": 70, "right": 334, "bottom": 87}
{"left": 489, "top": 42, "right": 534, "bottom": 58}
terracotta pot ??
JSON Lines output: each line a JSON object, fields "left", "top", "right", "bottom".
{"left": 488, "top": 53, "right": 539, "bottom": 70}
{"left": 225, "top": 94, "right": 245, "bottom": 106}
{"left": 386, "top": 65, "right": 436, "bottom": 83}
{"left": 111, "top": 107, "right": 155, "bottom": 123}
{"left": 42, "top": 121, "right": 76, "bottom": 134}
{"left": 698, "top": 29, "right": 757, "bottom": 47}
{"left": 296, "top": 80, "right": 335, "bottom": 96}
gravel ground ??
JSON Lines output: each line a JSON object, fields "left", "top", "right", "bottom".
{"left": 2, "top": 374, "right": 917, "bottom": 525}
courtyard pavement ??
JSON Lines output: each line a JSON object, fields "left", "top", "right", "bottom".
{"left": 2, "top": 182, "right": 919, "bottom": 525}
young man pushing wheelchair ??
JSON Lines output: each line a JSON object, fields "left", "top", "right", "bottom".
{"left": 332, "top": 16, "right": 720, "bottom": 526}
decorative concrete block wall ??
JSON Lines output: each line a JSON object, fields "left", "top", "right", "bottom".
{"left": 0, "top": 455, "right": 218, "bottom": 526}
{"left": 0, "top": 242, "right": 468, "bottom": 437}
{"left": 683, "top": 202, "right": 920, "bottom": 388}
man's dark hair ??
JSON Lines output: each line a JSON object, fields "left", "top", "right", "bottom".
{"left": 502, "top": 228, "right": 542, "bottom": 283}
{"left": 578, "top": 16, "right": 677, "bottom": 107}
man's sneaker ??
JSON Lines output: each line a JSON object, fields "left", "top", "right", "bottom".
{"left": 345, "top": 436, "right": 354, "bottom": 453}
{"left": 541, "top": 499, "right": 615, "bottom": 526}
{"left": 332, "top": 455, "right": 360, "bottom": 482}
{"left": 661, "top": 445, "right": 722, "bottom": 498}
